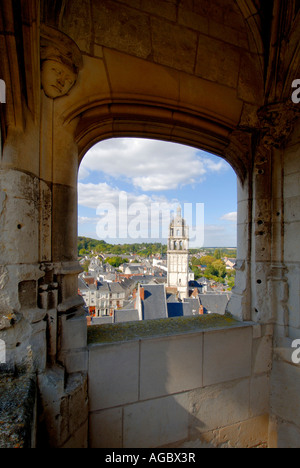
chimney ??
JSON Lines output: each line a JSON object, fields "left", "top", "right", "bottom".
{"left": 199, "top": 304, "right": 204, "bottom": 315}
{"left": 140, "top": 286, "right": 145, "bottom": 301}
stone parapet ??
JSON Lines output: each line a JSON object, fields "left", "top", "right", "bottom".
{"left": 88, "top": 316, "right": 272, "bottom": 448}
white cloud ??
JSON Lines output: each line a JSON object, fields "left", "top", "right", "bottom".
{"left": 78, "top": 182, "right": 171, "bottom": 210}
{"left": 77, "top": 138, "right": 236, "bottom": 246}
{"left": 204, "top": 224, "right": 236, "bottom": 247}
{"left": 221, "top": 212, "right": 237, "bottom": 222}
{"left": 78, "top": 138, "right": 228, "bottom": 191}
{"left": 78, "top": 181, "right": 180, "bottom": 241}
{"left": 77, "top": 165, "right": 90, "bottom": 181}
{"left": 78, "top": 216, "right": 99, "bottom": 225}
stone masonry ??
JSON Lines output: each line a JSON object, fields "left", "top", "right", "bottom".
{"left": 0, "top": 0, "right": 300, "bottom": 448}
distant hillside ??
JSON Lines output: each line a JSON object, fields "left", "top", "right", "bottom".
{"left": 78, "top": 237, "right": 108, "bottom": 254}
{"left": 78, "top": 237, "right": 236, "bottom": 258}
{"left": 78, "top": 237, "right": 168, "bottom": 257}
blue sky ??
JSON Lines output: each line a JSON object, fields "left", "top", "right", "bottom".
{"left": 78, "top": 138, "right": 237, "bottom": 247}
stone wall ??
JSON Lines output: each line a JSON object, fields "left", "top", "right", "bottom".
{"left": 269, "top": 120, "right": 300, "bottom": 448}
{"left": 88, "top": 318, "right": 272, "bottom": 448}
{"left": 0, "top": 0, "right": 299, "bottom": 448}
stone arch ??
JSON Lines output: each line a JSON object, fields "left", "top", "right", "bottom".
{"left": 46, "top": 0, "right": 266, "bottom": 189}
{"left": 69, "top": 99, "right": 250, "bottom": 185}
{"left": 0, "top": 0, "right": 299, "bottom": 449}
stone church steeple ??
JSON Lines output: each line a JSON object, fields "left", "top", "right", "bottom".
{"left": 167, "top": 206, "right": 189, "bottom": 300}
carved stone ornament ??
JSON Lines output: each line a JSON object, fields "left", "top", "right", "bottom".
{"left": 257, "top": 101, "right": 300, "bottom": 149}
{"left": 40, "top": 25, "right": 83, "bottom": 99}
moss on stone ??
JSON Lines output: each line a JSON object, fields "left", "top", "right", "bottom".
{"left": 0, "top": 372, "right": 36, "bottom": 449}
{"left": 88, "top": 313, "right": 239, "bottom": 345}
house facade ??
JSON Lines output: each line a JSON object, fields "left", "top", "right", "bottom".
{"left": 1, "top": 0, "right": 300, "bottom": 449}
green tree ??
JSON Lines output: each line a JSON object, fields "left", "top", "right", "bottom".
{"left": 105, "top": 257, "right": 128, "bottom": 268}
{"left": 206, "top": 259, "right": 226, "bottom": 278}
{"left": 200, "top": 255, "right": 215, "bottom": 266}
{"left": 82, "top": 260, "right": 90, "bottom": 272}
{"left": 214, "top": 248, "right": 223, "bottom": 259}
{"left": 191, "top": 265, "right": 202, "bottom": 280}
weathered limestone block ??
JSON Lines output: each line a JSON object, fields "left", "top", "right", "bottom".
{"left": 0, "top": 170, "right": 39, "bottom": 265}
{"left": 123, "top": 393, "right": 189, "bottom": 448}
{"left": 140, "top": 0, "right": 177, "bottom": 22}
{"left": 60, "top": 0, "right": 93, "bottom": 54}
{"left": 203, "top": 326, "right": 252, "bottom": 386}
{"left": 58, "top": 310, "right": 88, "bottom": 374}
{"left": 237, "top": 51, "right": 264, "bottom": 105}
{"left": 39, "top": 180, "right": 52, "bottom": 263}
{"left": 277, "top": 420, "right": 300, "bottom": 449}
{"left": 51, "top": 184, "right": 78, "bottom": 262}
{"left": 250, "top": 374, "right": 270, "bottom": 418}
{"left": 270, "top": 359, "right": 300, "bottom": 447}
{"left": 0, "top": 309, "right": 47, "bottom": 373}
{"left": 286, "top": 265, "right": 300, "bottom": 334}
{"left": 151, "top": 18, "right": 198, "bottom": 73}
{"left": 37, "top": 367, "right": 88, "bottom": 448}
{"left": 217, "top": 415, "right": 269, "bottom": 448}
{"left": 195, "top": 35, "right": 241, "bottom": 88}
{"left": 92, "top": 0, "right": 152, "bottom": 59}
{"left": 252, "top": 333, "right": 273, "bottom": 375}
{"left": 89, "top": 407, "right": 122, "bottom": 449}
{"left": 88, "top": 341, "right": 139, "bottom": 412}
{"left": 188, "top": 379, "right": 250, "bottom": 435}
{"left": 139, "top": 333, "right": 203, "bottom": 400}
{"left": 0, "top": 244, "right": 47, "bottom": 369}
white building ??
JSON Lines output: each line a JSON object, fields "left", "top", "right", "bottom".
{"left": 78, "top": 278, "right": 126, "bottom": 317}
{"left": 167, "top": 206, "right": 189, "bottom": 300}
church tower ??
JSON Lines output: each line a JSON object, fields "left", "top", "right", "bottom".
{"left": 167, "top": 206, "right": 189, "bottom": 300}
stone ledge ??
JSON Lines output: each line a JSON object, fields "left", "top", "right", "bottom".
{"left": 87, "top": 313, "right": 250, "bottom": 345}
{"left": 0, "top": 372, "right": 36, "bottom": 448}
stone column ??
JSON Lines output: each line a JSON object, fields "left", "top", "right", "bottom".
{"left": 225, "top": 130, "right": 252, "bottom": 321}
{"left": 0, "top": 124, "right": 47, "bottom": 373}
{"left": 39, "top": 24, "right": 87, "bottom": 375}
{"left": 251, "top": 102, "right": 300, "bottom": 326}
{"left": 36, "top": 26, "right": 88, "bottom": 448}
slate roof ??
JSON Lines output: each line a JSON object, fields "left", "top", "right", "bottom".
{"left": 97, "top": 282, "right": 110, "bottom": 293}
{"left": 91, "top": 316, "right": 113, "bottom": 325}
{"left": 141, "top": 284, "right": 168, "bottom": 320}
{"left": 183, "top": 298, "right": 201, "bottom": 315}
{"left": 199, "top": 293, "right": 231, "bottom": 315}
{"left": 166, "top": 293, "right": 178, "bottom": 302}
{"left": 114, "top": 309, "right": 140, "bottom": 323}
{"left": 108, "top": 282, "right": 126, "bottom": 294}
{"left": 78, "top": 277, "right": 89, "bottom": 291}
{"left": 167, "top": 302, "right": 185, "bottom": 317}
{"left": 167, "top": 298, "right": 200, "bottom": 318}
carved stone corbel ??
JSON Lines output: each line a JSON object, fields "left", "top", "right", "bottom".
{"left": 257, "top": 101, "right": 300, "bottom": 149}
{"left": 40, "top": 25, "right": 83, "bottom": 99}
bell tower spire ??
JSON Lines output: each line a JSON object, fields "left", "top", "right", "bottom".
{"left": 167, "top": 206, "right": 189, "bottom": 300}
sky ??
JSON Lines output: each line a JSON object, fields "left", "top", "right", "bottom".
{"left": 77, "top": 138, "right": 237, "bottom": 248}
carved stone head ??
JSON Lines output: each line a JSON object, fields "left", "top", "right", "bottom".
{"left": 40, "top": 25, "right": 83, "bottom": 99}
{"left": 41, "top": 58, "right": 77, "bottom": 99}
